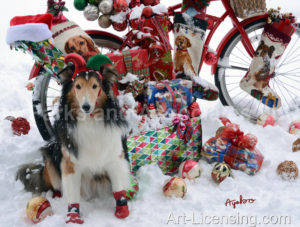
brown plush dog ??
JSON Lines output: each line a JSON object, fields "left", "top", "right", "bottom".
{"left": 253, "top": 41, "right": 275, "bottom": 90}
{"left": 174, "top": 35, "right": 196, "bottom": 76}
{"left": 65, "top": 35, "right": 100, "bottom": 61}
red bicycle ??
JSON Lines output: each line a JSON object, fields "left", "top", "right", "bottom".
{"left": 31, "top": 0, "right": 300, "bottom": 141}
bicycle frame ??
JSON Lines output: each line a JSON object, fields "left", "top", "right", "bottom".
{"left": 29, "top": 0, "right": 268, "bottom": 79}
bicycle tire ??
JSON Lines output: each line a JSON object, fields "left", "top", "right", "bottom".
{"left": 215, "top": 18, "right": 300, "bottom": 121}
{"left": 32, "top": 33, "right": 123, "bottom": 141}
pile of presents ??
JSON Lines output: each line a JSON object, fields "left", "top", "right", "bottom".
{"left": 6, "top": 0, "right": 264, "bottom": 176}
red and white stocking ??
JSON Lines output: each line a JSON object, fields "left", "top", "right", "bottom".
{"left": 240, "top": 18, "right": 295, "bottom": 109}
{"left": 113, "top": 190, "right": 129, "bottom": 219}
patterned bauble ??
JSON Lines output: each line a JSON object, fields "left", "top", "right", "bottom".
{"left": 211, "top": 162, "right": 231, "bottom": 183}
{"left": 178, "top": 160, "right": 201, "bottom": 180}
{"left": 163, "top": 177, "right": 187, "bottom": 198}
{"left": 88, "top": 0, "right": 101, "bottom": 5}
{"left": 277, "top": 160, "right": 298, "bottom": 180}
{"left": 257, "top": 113, "right": 275, "bottom": 127}
{"left": 289, "top": 120, "right": 300, "bottom": 134}
{"left": 84, "top": 5, "right": 100, "bottom": 21}
{"left": 99, "top": 0, "right": 113, "bottom": 14}
{"left": 113, "top": 0, "right": 128, "bottom": 12}
{"left": 112, "top": 20, "right": 127, "bottom": 31}
{"left": 74, "top": 0, "right": 88, "bottom": 11}
{"left": 98, "top": 14, "right": 112, "bottom": 28}
{"left": 142, "top": 6, "right": 153, "bottom": 18}
{"left": 293, "top": 139, "right": 300, "bottom": 152}
{"left": 26, "top": 197, "right": 53, "bottom": 223}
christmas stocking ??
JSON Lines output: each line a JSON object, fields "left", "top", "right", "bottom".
{"left": 173, "top": 0, "right": 219, "bottom": 100}
{"left": 240, "top": 15, "right": 296, "bottom": 109}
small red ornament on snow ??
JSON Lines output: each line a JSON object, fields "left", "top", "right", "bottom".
{"left": 178, "top": 160, "right": 201, "bottom": 180}
{"left": 5, "top": 116, "right": 30, "bottom": 136}
{"left": 163, "top": 177, "right": 187, "bottom": 198}
{"left": 257, "top": 113, "right": 275, "bottom": 127}
{"left": 26, "top": 82, "right": 35, "bottom": 91}
{"left": 289, "top": 120, "right": 300, "bottom": 135}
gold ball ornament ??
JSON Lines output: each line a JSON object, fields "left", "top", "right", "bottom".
{"left": 98, "top": 14, "right": 112, "bottom": 28}
{"left": 163, "top": 177, "right": 187, "bottom": 198}
{"left": 211, "top": 162, "right": 232, "bottom": 183}
{"left": 26, "top": 197, "right": 53, "bottom": 223}
{"left": 277, "top": 160, "right": 299, "bottom": 180}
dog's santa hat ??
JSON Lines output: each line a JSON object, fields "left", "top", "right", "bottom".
{"left": 6, "top": 13, "right": 54, "bottom": 44}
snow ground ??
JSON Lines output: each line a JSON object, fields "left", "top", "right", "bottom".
{"left": 0, "top": 0, "right": 300, "bottom": 227}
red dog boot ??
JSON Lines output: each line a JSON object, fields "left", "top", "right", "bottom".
{"left": 66, "top": 203, "right": 84, "bottom": 224}
{"left": 113, "top": 190, "right": 129, "bottom": 219}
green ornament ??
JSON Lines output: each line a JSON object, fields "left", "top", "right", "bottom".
{"left": 88, "top": 0, "right": 101, "bottom": 5}
{"left": 74, "top": 0, "right": 88, "bottom": 11}
{"left": 86, "top": 54, "right": 113, "bottom": 70}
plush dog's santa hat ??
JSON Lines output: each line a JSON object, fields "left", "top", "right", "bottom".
{"left": 6, "top": 13, "right": 53, "bottom": 44}
{"left": 51, "top": 20, "right": 93, "bottom": 55}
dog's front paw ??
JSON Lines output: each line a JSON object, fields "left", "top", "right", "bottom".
{"left": 66, "top": 213, "right": 84, "bottom": 224}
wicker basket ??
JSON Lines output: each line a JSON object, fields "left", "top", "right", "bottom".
{"left": 230, "top": 0, "right": 266, "bottom": 19}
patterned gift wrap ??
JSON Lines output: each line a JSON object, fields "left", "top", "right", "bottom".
{"left": 127, "top": 116, "right": 202, "bottom": 175}
{"left": 14, "top": 39, "right": 65, "bottom": 76}
{"left": 202, "top": 128, "right": 264, "bottom": 175}
{"left": 192, "top": 81, "right": 219, "bottom": 101}
{"left": 147, "top": 79, "right": 193, "bottom": 115}
{"left": 106, "top": 49, "right": 150, "bottom": 97}
{"left": 130, "top": 14, "right": 174, "bottom": 81}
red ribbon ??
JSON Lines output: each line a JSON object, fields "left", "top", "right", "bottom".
{"left": 220, "top": 124, "right": 257, "bottom": 150}
{"left": 172, "top": 115, "right": 193, "bottom": 144}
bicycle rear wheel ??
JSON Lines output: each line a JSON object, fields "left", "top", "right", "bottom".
{"left": 215, "top": 18, "right": 300, "bottom": 121}
{"left": 32, "top": 33, "right": 123, "bottom": 141}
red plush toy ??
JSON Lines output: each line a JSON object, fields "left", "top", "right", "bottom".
{"left": 5, "top": 116, "right": 30, "bottom": 136}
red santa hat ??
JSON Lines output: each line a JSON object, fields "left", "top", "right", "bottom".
{"left": 6, "top": 13, "right": 53, "bottom": 44}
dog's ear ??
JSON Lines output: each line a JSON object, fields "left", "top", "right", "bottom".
{"left": 57, "top": 65, "right": 75, "bottom": 85}
{"left": 268, "top": 46, "right": 275, "bottom": 58}
{"left": 81, "top": 35, "right": 100, "bottom": 53}
{"left": 64, "top": 40, "right": 71, "bottom": 54}
{"left": 100, "top": 64, "right": 118, "bottom": 95}
{"left": 255, "top": 41, "right": 264, "bottom": 56}
{"left": 175, "top": 37, "right": 180, "bottom": 46}
{"left": 186, "top": 37, "right": 192, "bottom": 48}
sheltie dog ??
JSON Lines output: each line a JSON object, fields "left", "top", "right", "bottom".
{"left": 16, "top": 61, "right": 130, "bottom": 224}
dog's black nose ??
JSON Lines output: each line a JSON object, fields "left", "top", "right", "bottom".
{"left": 82, "top": 104, "right": 91, "bottom": 112}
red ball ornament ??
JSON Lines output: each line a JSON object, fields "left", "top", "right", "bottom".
{"left": 142, "top": 6, "right": 153, "bottom": 18}
{"left": 8, "top": 117, "right": 30, "bottom": 136}
{"left": 204, "top": 52, "right": 217, "bottom": 65}
{"left": 112, "top": 20, "right": 127, "bottom": 31}
{"left": 142, "top": 0, "right": 155, "bottom": 6}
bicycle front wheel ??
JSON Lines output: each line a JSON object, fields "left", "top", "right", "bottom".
{"left": 215, "top": 18, "right": 300, "bottom": 121}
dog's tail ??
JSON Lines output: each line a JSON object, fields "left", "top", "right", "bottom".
{"left": 16, "top": 163, "right": 51, "bottom": 194}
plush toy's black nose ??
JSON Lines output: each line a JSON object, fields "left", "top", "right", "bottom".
{"left": 82, "top": 104, "right": 91, "bottom": 112}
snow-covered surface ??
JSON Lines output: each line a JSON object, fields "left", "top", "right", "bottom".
{"left": 1, "top": 0, "right": 300, "bottom": 226}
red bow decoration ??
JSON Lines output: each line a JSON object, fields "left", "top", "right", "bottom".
{"left": 220, "top": 123, "right": 258, "bottom": 150}
{"left": 172, "top": 115, "right": 193, "bottom": 144}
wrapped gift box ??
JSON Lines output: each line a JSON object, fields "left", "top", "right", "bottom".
{"left": 127, "top": 116, "right": 202, "bottom": 175}
{"left": 202, "top": 123, "right": 264, "bottom": 175}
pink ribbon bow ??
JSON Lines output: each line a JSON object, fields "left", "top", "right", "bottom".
{"left": 172, "top": 115, "right": 193, "bottom": 144}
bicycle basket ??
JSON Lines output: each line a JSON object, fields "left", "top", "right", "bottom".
{"left": 229, "top": 0, "right": 266, "bottom": 19}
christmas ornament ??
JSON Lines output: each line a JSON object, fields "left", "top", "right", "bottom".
{"left": 26, "top": 82, "right": 35, "bottom": 91}
{"left": 204, "top": 52, "right": 217, "bottom": 65}
{"left": 112, "top": 20, "right": 127, "bottom": 31}
{"left": 163, "top": 177, "right": 187, "bottom": 198}
{"left": 5, "top": 116, "right": 30, "bottom": 136}
{"left": 99, "top": 0, "right": 113, "bottom": 15}
{"left": 74, "top": 0, "right": 88, "bottom": 11}
{"left": 142, "top": 0, "right": 156, "bottom": 6}
{"left": 26, "top": 197, "right": 53, "bottom": 223}
{"left": 113, "top": 0, "right": 128, "bottom": 12}
{"left": 240, "top": 11, "right": 296, "bottom": 109}
{"left": 98, "top": 14, "right": 112, "bottom": 28}
{"left": 277, "top": 160, "right": 298, "bottom": 180}
{"left": 83, "top": 4, "right": 99, "bottom": 21}
{"left": 289, "top": 120, "right": 300, "bottom": 134}
{"left": 211, "top": 162, "right": 231, "bottom": 183}
{"left": 292, "top": 139, "right": 300, "bottom": 152}
{"left": 142, "top": 6, "right": 153, "bottom": 18}
{"left": 88, "top": 0, "right": 101, "bottom": 5}
{"left": 178, "top": 160, "right": 201, "bottom": 180}
{"left": 257, "top": 113, "right": 275, "bottom": 127}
